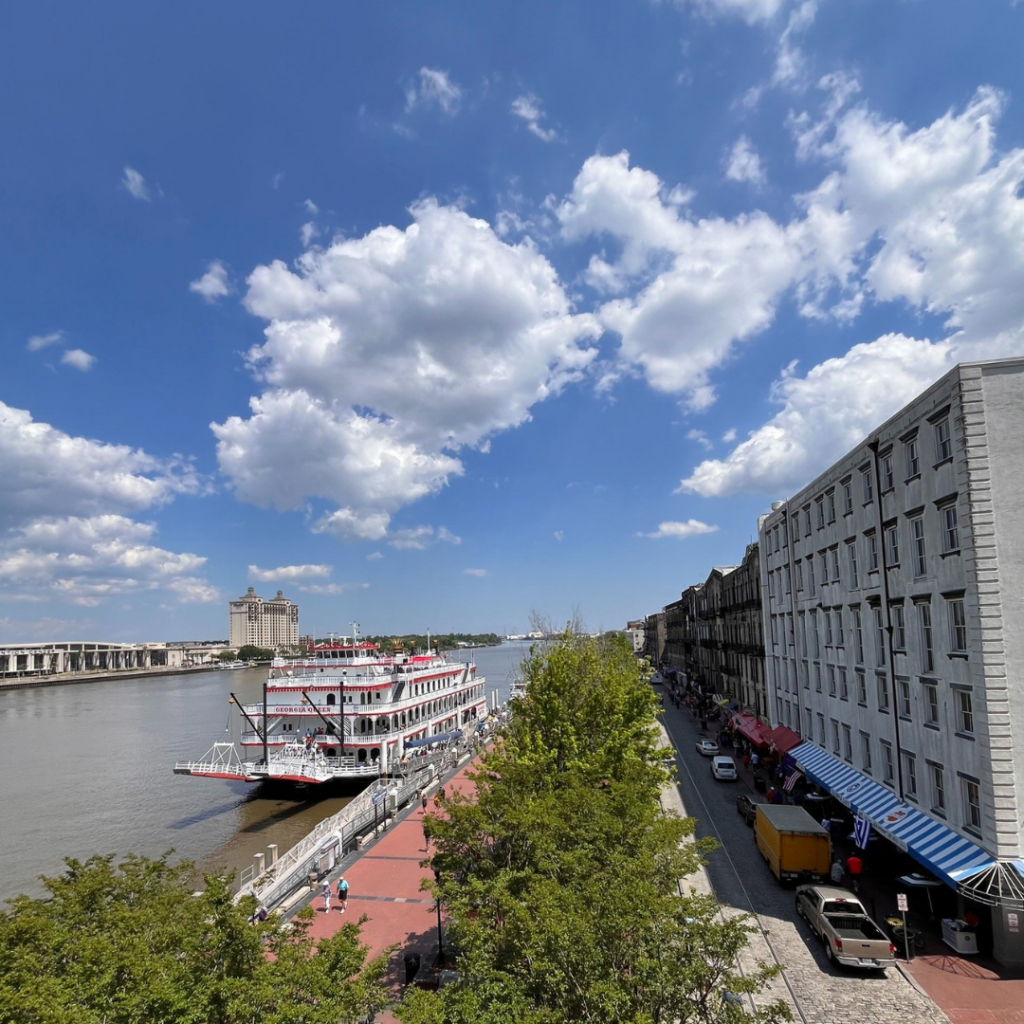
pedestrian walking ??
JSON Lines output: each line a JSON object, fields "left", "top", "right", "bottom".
{"left": 421, "top": 792, "right": 428, "bottom": 812}
{"left": 846, "top": 854, "right": 863, "bottom": 893}
{"left": 439, "top": 786, "right": 446, "bottom": 801}
{"left": 322, "top": 882, "right": 331, "bottom": 913}
{"left": 830, "top": 858, "right": 844, "bottom": 885}
{"left": 337, "top": 875, "right": 349, "bottom": 913}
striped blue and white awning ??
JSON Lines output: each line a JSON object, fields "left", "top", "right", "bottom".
{"left": 790, "top": 742, "right": 996, "bottom": 888}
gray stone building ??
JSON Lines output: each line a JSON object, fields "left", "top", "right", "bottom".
{"left": 758, "top": 358, "right": 1024, "bottom": 966}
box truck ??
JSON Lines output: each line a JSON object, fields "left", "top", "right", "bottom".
{"left": 755, "top": 804, "right": 831, "bottom": 884}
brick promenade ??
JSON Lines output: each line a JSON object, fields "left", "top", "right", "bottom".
{"left": 296, "top": 762, "right": 477, "bottom": 1021}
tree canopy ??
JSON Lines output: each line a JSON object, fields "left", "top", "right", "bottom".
{"left": 0, "top": 854, "right": 391, "bottom": 1024}
{"left": 399, "top": 631, "right": 790, "bottom": 1024}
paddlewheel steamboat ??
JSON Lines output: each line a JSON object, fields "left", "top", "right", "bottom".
{"left": 174, "top": 639, "right": 488, "bottom": 785}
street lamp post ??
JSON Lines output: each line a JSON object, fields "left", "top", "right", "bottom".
{"left": 433, "top": 867, "right": 445, "bottom": 968}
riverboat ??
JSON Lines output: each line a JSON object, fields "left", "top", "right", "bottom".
{"left": 174, "top": 640, "right": 488, "bottom": 785}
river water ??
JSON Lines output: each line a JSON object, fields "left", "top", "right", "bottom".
{"left": 0, "top": 643, "right": 529, "bottom": 904}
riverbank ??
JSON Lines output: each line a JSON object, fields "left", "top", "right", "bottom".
{"left": 0, "top": 663, "right": 217, "bottom": 692}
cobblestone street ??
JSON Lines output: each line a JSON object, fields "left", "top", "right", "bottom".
{"left": 659, "top": 698, "right": 950, "bottom": 1024}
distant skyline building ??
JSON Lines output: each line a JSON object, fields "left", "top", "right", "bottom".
{"left": 229, "top": 587, "right": 299, "bottom": 650}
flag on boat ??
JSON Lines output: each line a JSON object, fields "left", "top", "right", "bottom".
{"left": 854, "top": 814, "right": 872, "bottom": 850}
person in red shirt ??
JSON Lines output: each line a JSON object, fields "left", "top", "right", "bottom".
{"left": 845, "top": 855, "right": 863, "bottom": 891}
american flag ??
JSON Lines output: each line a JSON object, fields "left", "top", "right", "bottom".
{"left": 783, "top": 769, "right": 802, "bottom": 792}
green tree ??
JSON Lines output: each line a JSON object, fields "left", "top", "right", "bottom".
{"left": 399, "top": 632, "right": 789, "bottom": 1024}
{"left": 236, "top": 645, "right": 275, "bottom": 662}
{"left": 218, "top": 649, "right": 238, "bottom": 662}
{"left": 0, "top": 853, "right": 391, "bottom": 1024}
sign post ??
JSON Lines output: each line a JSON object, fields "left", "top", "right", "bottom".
{"left": 897, "top": 892, "right": 910, "bottom": 960}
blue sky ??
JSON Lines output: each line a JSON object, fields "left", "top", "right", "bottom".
{"left": 3, "top": 0, "right": 1023, "bottom": 642}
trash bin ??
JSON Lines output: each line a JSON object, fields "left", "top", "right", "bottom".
{"left": 404, "top": 953, "right": 421, "bottom": 984}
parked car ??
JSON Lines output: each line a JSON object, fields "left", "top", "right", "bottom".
{"left": 695, "top": 738, "right": 719, "bottom": 756}
{"left": 711, "top": 756, "right": 737, "bottom": 780}
{"left": 736, "top": 793, "right": 758, "bottom": 825}
{"left": 795, "top": 885, "right": 896, "bottom": 971}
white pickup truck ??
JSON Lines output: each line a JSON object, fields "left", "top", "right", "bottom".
{"left": 795, "top": 885, "right": 897, "bottom": 971}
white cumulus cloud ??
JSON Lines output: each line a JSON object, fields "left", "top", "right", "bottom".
{"left": 463, "top": 568, "right": 487, "bottom": 577}
{"left": 511, "top": 94, "right": 558, "bottom": 142}
{"left": 61, "top": 349, "right": 96, "bottom": 372}
{"left": 640, "top": 519, "right": 720, "bottom": 539}
{"left": 679, "top": 333, "right": 957, "bottom": 497}
{"left": 248, "top": 563, "right": 332, "bottom": 582}
{"left": 27, "top": 331, "right": 64, "bottom": 352}
{"left": 216, "top": 199, "right": 599, "bottom": 544}
{"left": 725, "top": 136, "right": 766, "bottom": 185}
{"left": 189, "top": 260, "right": 231, "bottom": 303}
{"left": 406, "top": 68, "right": 462, "bottom": 115}
{"left": 559, "top": 151, "right": 799, "bottom": 408}
{"left": 122, "top": 166, "right": 150, "bottom": 201}
{"left": 0, "top": 403, "right": 211, "bottom": 606}
{"left": 670, "top": 0, "right": 790, "bottom": 25}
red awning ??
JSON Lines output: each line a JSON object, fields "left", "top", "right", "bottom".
{"left": 732, "top": 713, "right": 773, "bottom": 748}
{"left": 768, "top": 725, "right": 802, "bottom": 755}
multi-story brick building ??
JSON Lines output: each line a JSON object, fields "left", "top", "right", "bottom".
{"left": 758, "top": 358, "right": 1024, "bottom": 966}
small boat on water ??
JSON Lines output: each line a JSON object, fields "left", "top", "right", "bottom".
{"left": 175, "top": 639, "right": 488, "bottom": 785}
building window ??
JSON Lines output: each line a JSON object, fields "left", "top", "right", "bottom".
{"left": 842, "top": 723, "right": 853, "bottom": 761}
{"left": 892, "top": 603, "right": 906, "bottom": 651}
{"left": 808, "top": 559, "right": 816, "bottom": 596}
{"left": 935, "top": 418, "right": 952, "bottom": 462}
{"left": 856, "top": 668, "right": 867, "bottom": 706}
{"left": 825, "top": 610, "right": 833, "bottom": 646}
{"left": 948, "top": 597, "right": 968, "bottom": 653}
{"left": 843, "top": 480, "right": 853, "bottom": 515}
{"left": 816, "top": 496, "right": 825, "bottom": 529}
{"left": 930, "top": 763, "right": 946, "bottom": 814}
{"left": 819, "top": 551, "right": 828, "bottom": 585}
{"left": 839, "top": 667, "right": 849, "bottom": 701}
{"left": 848, "top": 541, "right": 859, "bottom": 588}
{"left": 861, "top": 732, "right": 872, "bottom": 773}
{"left": 826, "top": 489, "right": 836, "bottom": 524}
{"left": 795, "top": 560, "right": 803, "bottom": 591}
{"left": 962, "top": 778, "right": 982, "bottom": 833}
{"left": 853, "top": 607, "right": 864, "bottom": 664}
{"left": 918, "top": 602, "right": 935, "bottom": 673}
{"left": 885, "top": 524, "right": 900, "bottom": 567}
{"left": 906, "top": 437, "right": 920, "bottom": 478}
{"left": 831, "top": 718, "right": 841, "bottom": 755}
{"left": 805, "top": 706, "right": 813, "bottom": 737}
{"left": 836, "top": 608, "right": 845, "bottom": 647}
{"left": 804, "top": 506, "right": 812, "bottom": 537}
{"left": 815, "top": 663, "right": 822, "bottom": 693}
{"left": 828, "top": 665, "right": 837, "bottom": 696}
{"left": 882, "top": 453, "right": 894, "bottom": 492}
{"left": 791, "top": 511, "right": 800, "bottom": 539}
{"left": 877, "top": 672, "right": 890, "bottom": 711}
{"left": 911, "top": 517, "right": 926, "bottom": 577}
{"left": 956, "top": 689, "right": 975, "bottom": 735}
{"left": 942, "top": 504, "right": 960, "bottom": 553}
{"left": 830, "top": 546, "right": 840, "bottom": 585}
{"left": 923, "top": 680, "right": 940, "bottom": 726}
{"left": 867, "top": 531, "right": 879, "bottom": 572}
{"left": 873, "top": 605, "right": 886, "bottom": 666}
{"left": 897, "top": 677, "right": 911, "bottom": 718}
{"left": 881, "top": 741, "right": 895, "bottom": 786}
{"left": 817, "top": 713, "right": 826, "bottom": 746}
{"left": 863, "top": 467, "right": 873, "bottom": 503}
{"left": 904, "top": 752, "right": 918, "bottom": 799}
{"left": 812, "top": 613, "right": 820, "bottom": 659}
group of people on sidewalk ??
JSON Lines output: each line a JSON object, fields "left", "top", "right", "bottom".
{"left": 321, "top": 875, "right": 350, "bottom": 914}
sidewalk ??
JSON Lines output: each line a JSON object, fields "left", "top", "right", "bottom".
{"left": 295, "top": 762, "right": 478, "bottom": 1022}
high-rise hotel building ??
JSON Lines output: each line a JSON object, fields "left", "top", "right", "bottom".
{"left": 229, "top": 587, "right": 299, "bottom": 650}
{"left": 759, "top": 358, "right": 1024, "bottom": 966}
